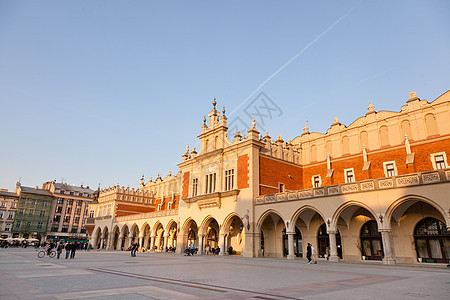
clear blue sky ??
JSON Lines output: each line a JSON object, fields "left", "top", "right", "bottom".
{"left": 1, "top": 0, "right": 449, "bottom": 191}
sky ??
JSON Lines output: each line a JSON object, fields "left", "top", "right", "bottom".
{"left": 1, "top": 0, "right": 449, "bottom": 191}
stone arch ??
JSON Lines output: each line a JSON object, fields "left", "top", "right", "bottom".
{"left": 93, "top": 226, "right": 102, "bottom": 249}
{"left": 401, "top": 120, "right": 412, "bottom": 139}
{"left": 332, "top": 201, "right": 380, "bottom": 229}
{"left": 152, "top": 222, "right": 165, "bottom": 251}
{"left": 166, "top": 219, "right": 178, "bottom": 250}
{"left": 111, "top": 225, "right": 120, "bottom": 250}
{"left": 141, "top": 222, "right": 152, "bottom": 250}
{"left": 256, "top": 209, "right": 286, "bottom": 232}
{"left": 310, "top": 144, "right": 317, "bottom": 162}
{"left": 424, "top": 113, "right": 438, "bottom": 136}
{"left": 291, "top": 205, "right": 327, "bottom": 231}
{"left": 385, "top": 195, "right": 448, "bottom": 229}
{"left": 341, "top": 136, "right": 349, "bottom": 155}
{"left": 360, "top": 130, "right": 369, "bottom": 149}
{"left": 258, "top": 209, "right": 286, "bottom": 258}
{"left": 379, "top": 125, "right": 389, "bottom": 147}
{"left": 199, "top": 214, "right": 219, "bottom": 236}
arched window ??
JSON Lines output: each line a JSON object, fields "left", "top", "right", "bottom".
{"left": 317, "top": 223, "right": 342, "bottom": 259}
{"left": 310, "top": 145, "right": 317, "bottom": 162}
{"left": 205, "top": 139, "right": 209, "bottom": 152}
{"left": 379, "top": 126, "right": 389, "bottom": 147}
{"left": 414, "top": 217, "right": 449, "bottom": 263}
{"left": 425, "top": 113, "right": 438, "bottom": 136}
{"left": 326, "top": 140, "right": 332, "bottom": 157}
{"left": 401, "top": 120, "right": 412, "bottom": 139}
{"left": 360, "top": 131, "right": 369, "bottom": 149}
{"left": 360, "top": 220, "right": 383, "bottom": 261}
{"left": 341, "top": 136, "right": 349, "bottom": 155}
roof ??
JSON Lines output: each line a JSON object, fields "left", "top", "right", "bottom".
{"left": 0, "top": 190, "right": 19, "bottom": 198}
{"left": 19, "top": 186, "right": 53, "bottom": 196}
{"left": 53, "top": 183, "right": 94, "bottom": 194}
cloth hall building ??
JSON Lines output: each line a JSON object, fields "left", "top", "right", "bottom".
{"left": 89, "top": 91, "right": 450, "bottom": 265}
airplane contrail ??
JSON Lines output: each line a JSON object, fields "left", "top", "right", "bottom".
{"left": 228, "top": 4, "right": 359, "bottom": 118}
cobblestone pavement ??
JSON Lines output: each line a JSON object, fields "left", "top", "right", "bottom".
{"left": 0, "top": 248, "right": 449, "bottom": 299}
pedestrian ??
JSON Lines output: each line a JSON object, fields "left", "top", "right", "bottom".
{"left": 311, "top": 244, "right": 317, "bottom": 264}
{"left": 205, "top": 244, "right": 210, "bottom": 255}
{"left": 306, "top": 243, "right": 312, "bottom": 264}
{"left": 70, "top": 242, "right": 78, "bottom": 259}
{"left": 56, "top": 243, "right": 63, "bottom": 259}
{"left": 130, "top": 242, "right": 138, "bottom": 257}
{"left": 65, "top": 243, "right": 72, "bottom": 259}
{"left": 189, "top": 243, "right": 195, "bottom": 255}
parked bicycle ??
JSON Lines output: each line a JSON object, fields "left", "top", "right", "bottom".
{"left": 37, "top": 249, "right": 56, "bottom": 258}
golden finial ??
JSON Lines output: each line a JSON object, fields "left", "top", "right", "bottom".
{"left": 222, "top": 106, "right": 226, "bottom": 115}
{"left": 212, "top": 98, "right": 217, "bottom": 108}
{"left": 203, "top": 116, "right": 206, "bottom": 125}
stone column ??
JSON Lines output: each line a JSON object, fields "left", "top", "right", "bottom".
{"left": 219, "top": 234, "right": 227, "bottom": 256}
{"left": 150, "top": 235, "right": 156, "bottom": 252}
{"left": 127, "top": 236, "right": 133, "bottom": 250}
{"left": 106, "top": 232, "right": 114, "bottom": 250}
{"left": 118, "top": 234, "right": 124, "bottom": 250}
{"left": 328, "top": 230, "right": 339, "bottom": 262}
{"left": 163, "top": 234, "right": 169, "bottom": 252}
{"left": 287, "top": 231, "right": 295, "bottom": 260}
{"left": 380, "top": 229, "right": 396, "bottom": 265}
{"left": 139, "top": 235, "right": 144, "bottom": 249}
{"left": 198, "top": 234, "right": 205, "bottom": 255}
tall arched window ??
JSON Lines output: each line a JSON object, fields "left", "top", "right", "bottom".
{"left": 341, "top": 136, "right": 349, "bottom": 155}
{"left": 425, "top": 113, "right": 438, "bottom": 136}
{"left": 379, "top": 126, "right": 389, "bottom": 147}
{"left": 326, "top": 140, "right": 333, "bottom": 157}
{"left": 401, "top": 120, "right": 412, "bottom": 139}
{"left": 360, "top": 131, "right": 369, "bottom": 149}
{"left": 360, "top": 220, "right": 383, "bottom": 260}
{"left": 414, "top": 217, "right": 449, "bottom": 263}
{"left": 310, "top": 144, "right": 317, "bottom": 162}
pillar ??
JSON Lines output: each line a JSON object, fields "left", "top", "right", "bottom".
{"left": 219, "top": 233, "right": 227, "bottom": 256}
{"left": 107, "top": 232, "right": 114, "bottom": 250}
{"left": 328, "top": 230, "right": 339, "bottom": 262}
{"left": 150, "top": 235, "right": 156, "bottom": 252}
{"left": 163, "top": 234, "right": 169, "bottom": 252}
{"left": 118, "top": 234, "right": 124, "bottom": 250}
{"left": 287, "top": 232, "right": 295, "bottom": 260}
{"left": 198, "top": 234, "right": 205, "bottom": 255}
{"left": 175, "top": 233, "right": 186, "bottom": 254}
{"left": 139, "top": 235, "right": 144, "bottom": 249}
{"left": 380, "top": 229, "right": 396, "bottom": 265}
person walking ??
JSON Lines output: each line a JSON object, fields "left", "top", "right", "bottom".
{"left": 311, "top": 244, "right": 317, "bottom": 264}
{"left": 65, "top": 243, "right": 72, "bottom": 259}
{"left": 70, "top": 242, "right": 78, "bottom": 259}
{"left": 306, "top": 243, "right": 312, "bottom": 264}
{"left": 131, "top": 242, "right": 138, "bottom": 257}
{"left": 56, "top": 243, "right": 63, "bottom": 259}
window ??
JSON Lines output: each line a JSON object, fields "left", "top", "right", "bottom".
{"left": 57, "top": 198, "right": 64, "bottom": 204}
{"left": 64, "top": 216, "right": 71, "bottom": 223}
{"left": 67, "top": 199, "right": 73, "bottom": 205}
{"left": 7, "top": 212, "right": 13, "bottom": 220}
{"left": 0, "top": 202, "right": 5, "bottom": 208}
{"left": 167, "top": 203, "right": 172, "bottom": 210}
{"left": 383, "top": 161, "right": 397, "bottom": 177}
{"left": 61, "top": 225, "right": 69, "bottom": 232}
{"left": 76, "top": 200, "right": 82, "bottom": 206}
{"left": 10, "top": 203, "right": 16, "bottom": 209}
{"left": 18, "top": 209, "right": 24, "bottom": 215}
{"left": 312, "top": 175, "right": 321, "bottom": 188}
{"left": 279, "top": 183, "right": 285, "bottom": 193}
{"left": 69, "top": 192, "right": 74, "bottom": 195}
{"left": 89, "top": 210, "right": 94, "bottom": 218}
{"left": 192, "top": 178, "right": 198, "bottom": 197}
{"left": 16, "top": 221, "right": 21, "bottom": 228}
{"left": 205, "top": 173, "right": 216, "bottom": 194}
{"left": 60, "top": 190, "right": 65, "bottom": 194}
{"left": 80, "top": 227, "right": 86, "bottom": 234}
{"left": 224, "top": 169, "right": 235, "bottom": 191}
{"left": 56, "top": 206, "right": 63, "bottom": 213}
{"left": 5, "top": 223, "right": 10, "bottom": 231}
{"left": 431, "top": 152, "right": 448, "bottom": 170}
{"left": 157, "top": 204, "right": 162, "bottom": 211}
{"left": 66, "top": 207, "right": 72, "bottom": 214}
{"left": 345, "top": 168, "right": 355, "bottom": 183}
{"left": 51, "top": 225, "right": 59, "bottom": 232}
{"left": 71, "top": 226, "right": 78, "bottom": 233}
{"left": 37, "top": 222, "right": 43, "bottom": 229}
{"left": 74, "top": 217, "right": 80, "bottom": 224}
{"left": 53, "top": 215, "right": 60, "bottom": 222}
{"left": 75, "top": 208, "right": 81, "bottom": 215}
{"left": 0, "top": 211, "right": 3, "bottom": 219}
{"left": 39, "top": 210, "right": 45, "bottom": 217}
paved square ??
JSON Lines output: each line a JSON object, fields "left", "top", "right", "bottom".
{"left": 1, "top": 248, "right": 449, "bottom": 299}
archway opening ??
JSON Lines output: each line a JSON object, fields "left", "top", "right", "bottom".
{"left": 102, "top": 227, "right": 109, "bottom": 249}
{"left": 414, "top": 217, "right": 450, "bottom": 263}
{"left": 259, "top": 212, "right": 285, "bottom": 258}
{"left": 120, "top": 226, "right": 129, "bottom": 250}
{"left": 360, "top": 220, "right": 383, "bottom": 261}
{"left": 282, "top": 226, "right": 303, "bottom": 257}
{"left": 317, "top": 223, "right": 342, "bottom": 259}
{"left": 226, "top": 216, "right": 244, "bottom": 255}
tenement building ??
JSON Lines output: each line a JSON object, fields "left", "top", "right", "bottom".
{"left": 90, "top": 91, "right": 450, "bottom": 264}
{"left": 0, "top": 189, "right": 19, "bottom": 238}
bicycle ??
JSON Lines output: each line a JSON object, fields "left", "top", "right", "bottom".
{"left": 37, "top": 249, "right": 56, "bottom": 258}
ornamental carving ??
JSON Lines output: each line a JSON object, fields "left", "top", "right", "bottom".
{"left": 266, "top": 195, "right": 276, "bottom": 202}
{"left": 328, "top": 186, "right": 340, "bottom": 195}
{"left": 396, "top": 175, "right": 420, "bottom": 187}
{"left": 276, "top": 193, "right": 288, "bottom": 202}
{"left": 422, "top": 172, "right": 440, "bottom": 184}
{"left": 255, "top": 196, "right": 265, "bottom": 204}
{"left": 341, "top": 184, "right": 358, "bottom": 193}
{"left": 360, "top": 181, "right": 375, "bottom": 191}
{"left": 314, "top": 188, "right": 325, "bottom": 196}
{"left": 287, "top": 192, "right": 297, "bottom": 200}
{"left": 445, "top": 170, "right": 450, "bottom": 180}
{"left": 198, "top": 198, "right": 221, "bottom": 210}
{"left": 379, "top": 179, "right": 394, "bottom": 189}
{"left": 298, "top": 190, "right": 313, "bottom": 199}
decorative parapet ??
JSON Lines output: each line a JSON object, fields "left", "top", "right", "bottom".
{"left": 255, "top": 168, "right": 450, "bottom": 205}
{"left": 114, "top": 209, "right": 178, "bottom": 222}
